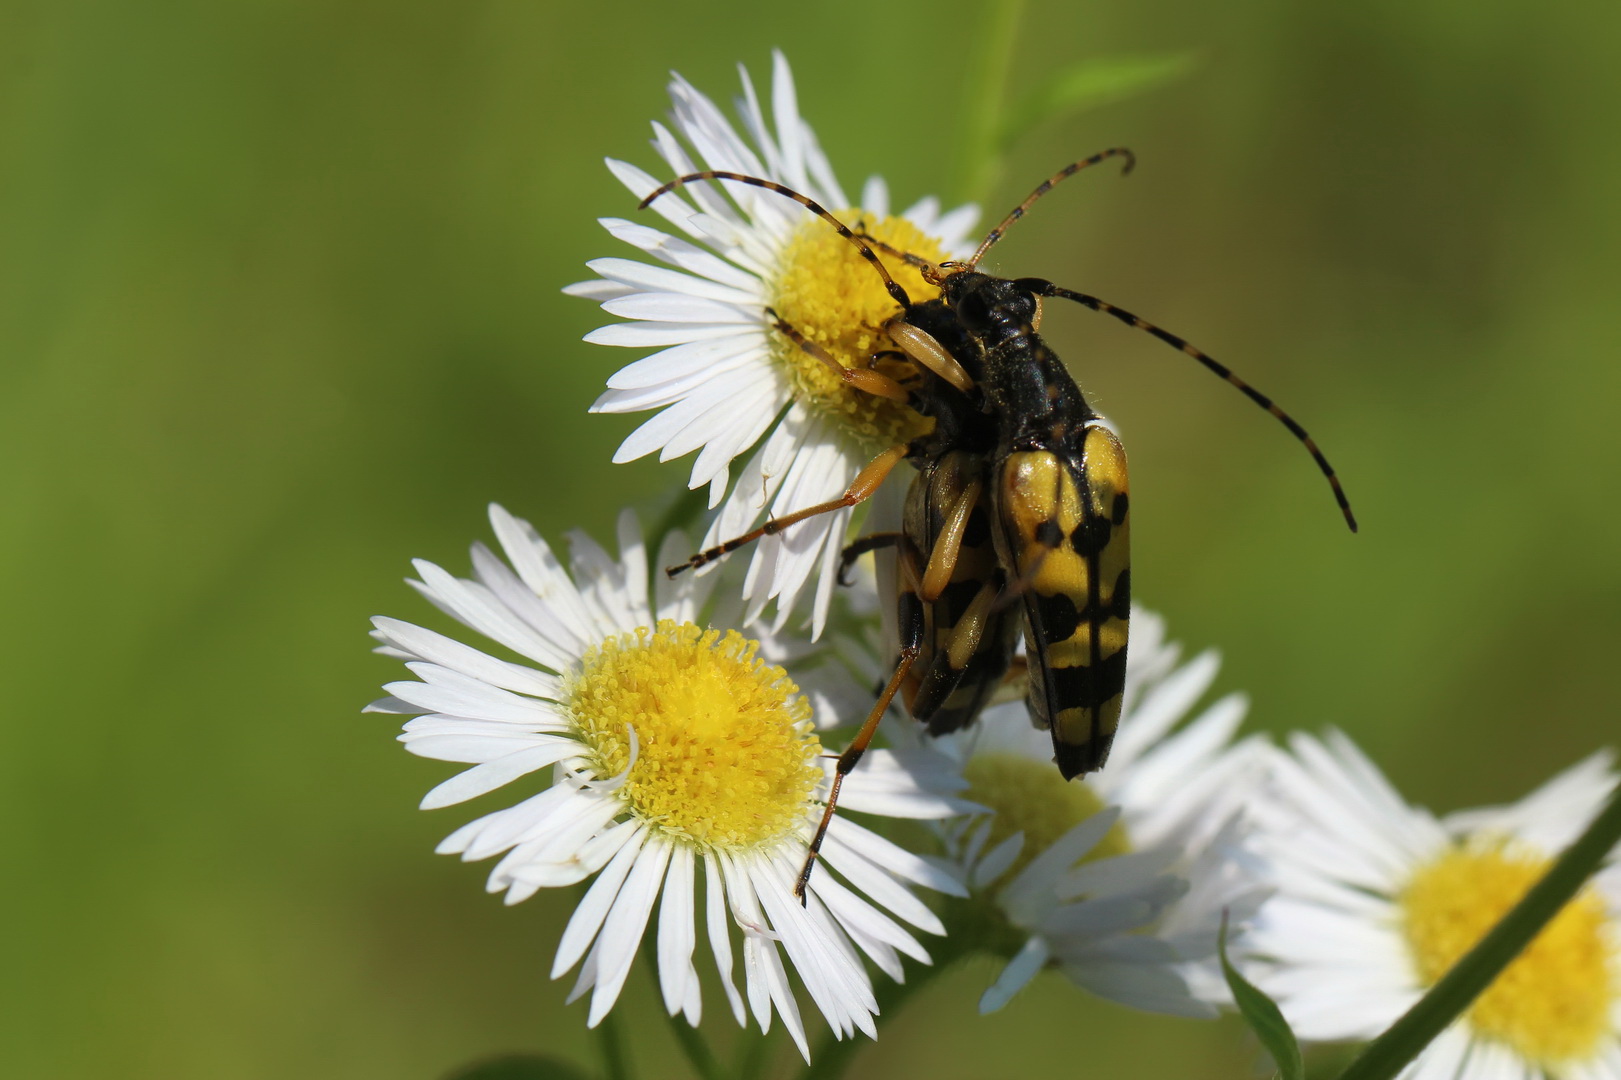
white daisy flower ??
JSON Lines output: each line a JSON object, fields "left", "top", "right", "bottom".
{"left": 1247, "top": 731, "right": 1621, "bottom": 1080}
{"left": 366, "top": 505, "right": 971, "bottom": 1059}
{"left": 567, "top": 51, "right": 979, "bottom": 638}
{"left": 923, "top": 610, "right": 1273, "bottom": 1018}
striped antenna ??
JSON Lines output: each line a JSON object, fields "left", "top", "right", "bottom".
{"left": 639, "top": 171, "right": 912, "bottom": 308}
{"left": 1028, "top": 279, "right": 1358, "bottom": 531}
{"left": 967, "top": 148, "right": 1136, "bottom": 269}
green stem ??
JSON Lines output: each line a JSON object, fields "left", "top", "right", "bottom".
{"left": 955, "top": 0, "right": 1026, "bottom": 207}
{"left": 641, "top": 951, "right": 724, "bottom": 1080}
{"left": 1337, "top": 777, "right": 1621, "bottom": 1080}
{"left": 594, "top": 1010, "right": 634, "bottom": 1080}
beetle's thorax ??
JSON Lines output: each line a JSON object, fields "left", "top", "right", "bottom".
{"left": 938, "top": 272, "right": 1094, "bottom": 439}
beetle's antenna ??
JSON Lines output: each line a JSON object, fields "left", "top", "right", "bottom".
{"left": 1028, "top": 278, "right": 1358, "bottom": 532}
{"left": 967, "top": 148, "right": 1136, "bottom": 269}
{"left": 640, "top": 171, "right": 912, "bottom": 308}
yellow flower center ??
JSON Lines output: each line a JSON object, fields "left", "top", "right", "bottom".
{"left": 963, "top": 752, "right": 1131, "bottom": 886}
{"left": 770, "top": 212, "right": 949, "bottom": 448}
{"left": 566, "top": 620, "right": 823, "bottom": 850}
{"left": 1400, "top": 843, "right": 1618, "bottom": 1066}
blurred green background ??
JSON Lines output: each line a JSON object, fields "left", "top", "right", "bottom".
{"left": 4, "top": 0, "right": 1618, "bottom": 1076}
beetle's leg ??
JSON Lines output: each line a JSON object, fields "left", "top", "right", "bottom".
{"left": 910, "top": 578, "right": 1000, "bottom": 723}
{"left": 837, "top": 531, "right": 904, "bottom": 585}
{"left": 1026, "top": 279, "right": 1358, "bottom": 533}
{"left": 766, "top": 307, "right": 911, "bottom": 402}
{"left": 918, "top": 479, "right": 983, "bottom": 602}
{"left": 794, "top": 546, "right": 926, "bottom": 902}
{"left": 665, "top": 444, "right": 908, "bottom": 577}
{"left": 641, "top": 172, "right": 912, "bottom": 308}
{"left": 885, "top": 318, "right": 975, "bottom": 395}
{"left": 852, "top": 230, "right": 941, "bottom": 278}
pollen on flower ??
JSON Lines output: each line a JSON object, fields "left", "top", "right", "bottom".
{"left": 565, "top": 620, "right": 823, "bottom": 850}
{"left": 963, "top": 752, "right": 1131, "bottom": 886}
{"left": 770, "top": 213, "right": 949, "bottom": 448}
{"left": 1400, "top": 842, "right": 1618, "bottom": 1066}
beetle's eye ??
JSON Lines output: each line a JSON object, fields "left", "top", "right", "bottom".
{"left": 957, "top": 289, "right": 992, "bottom": 330}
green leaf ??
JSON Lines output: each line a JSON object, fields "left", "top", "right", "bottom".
{"left": 444, "top": 1054, "right": 595, "bottom": 1080}
{"left": 1219, "top": 914, "right": 1304, "bottom": 1080}
{"left": 999, "top": 53, "right": 1198, "bottom": 152}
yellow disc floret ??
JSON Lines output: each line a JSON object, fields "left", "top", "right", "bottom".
{"left": 770, "top": 212, "right": 951, "bottom": 448}
{"left": 963, "top": 752, "right": 1132, "bottom": 887}
{"left": 1400, "top": 842, "right": 1618, "bottom": 1066}
{"left": 565, "top": 620, "right": 823, "bottom": 851}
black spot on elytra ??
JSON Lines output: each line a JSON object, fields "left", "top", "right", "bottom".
{"left": 1035, "top": 520, "right": 1064, "bottom": 548}
{"left": 1111, "top": 568, "right": 1131, "bottom": 617}
{"left": 1048, "top": 647, "right": 1128, "bottom": 709}
{"left": 1071, "top": 574, "right": 1131, "bottom": 624}
{"left": 1111, "top": 492, "right": 1129, "bottom": 525}
{"left": 1071, "top": 515, "right": 1112, "bottom": 557}
{"left": 1034, "top": 592, "right": 1081, "bottom": 642}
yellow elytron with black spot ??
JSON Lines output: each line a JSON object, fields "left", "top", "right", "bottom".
{"left": 933, "top": 270, "right": 1132, "bottom": 776}
{"left": 640, "top": 152, "right": 1358, "bottom": 891}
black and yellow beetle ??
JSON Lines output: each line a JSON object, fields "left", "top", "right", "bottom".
{"left": 641, "top": 154, "right": 1356, "bottom": 895}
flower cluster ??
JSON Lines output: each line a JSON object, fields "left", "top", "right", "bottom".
{"left": 366, "top": 51, "right": 1621, "bottom": 1077}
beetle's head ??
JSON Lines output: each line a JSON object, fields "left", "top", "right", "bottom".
{"left": 939, "top": 271, "right": 1038, "bottom": 336}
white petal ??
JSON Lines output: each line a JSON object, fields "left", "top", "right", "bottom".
{"left": 702, "top": 852, "right": 747, "bottom": 1026}
{"left": 602, "top": 335, "right": 766, "bottom": 390}
{"left": 979, "top": 936, "right": 1049, "bottom": 1013}
{"left": 401, "top": 731, "right": 572, "bottom": 764}
{"left": 486, "top": 505, "right": 600, "bottom": 647}
{"left": 587, "top": 838, "right": 674, "bottom": 1026}
{"left": 972, "top": 832, "right": 1026, "bottom": 889}
{"left": 386, "top": 666, "right": 561, "bottom": 723}
{"left": 770, "top": 50, "right": 806, "bottom": 192}
{"left": 563, "top": 278, "right": 635, "bottom": 301}
{"left": 597, "top": 217, "right": 762, "bottom": 292}
{"left": 1001, "top": 808, "right": 1121, "bottom": 924}
{"left": 371, "top": 617, "right": 561, "bottom": 698}
{"left": 552, "top": 823, "right": 648, "bottom": 978}
{"left": 419, "top": 741, "right": 584, "bottom": 809}
{"left": 827, "top": 815, "right": 966, "bottom": 895}
{"left": 584, "top": 320, "right": 749, "bottom": 348}
{"left": 602, "top": 292, "right": 759, "bottom": 325}
{"left": 410, "top": 560, "right": 577, "bottom": 671}
{"left": 586, "top": 256, "right": 762, "bottom": 307}
{"left": 818, "top": 827, "right": 945, "bottom": 934}
{"left": 657, "top": 845, "right": 698, "bottom": 1018}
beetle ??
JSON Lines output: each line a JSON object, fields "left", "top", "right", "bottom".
{"left": 639, "top": 154, "right": 1356, "bottom": 895}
